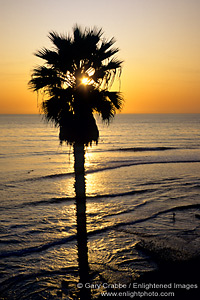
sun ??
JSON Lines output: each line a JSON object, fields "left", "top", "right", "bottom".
{"left": 81, "top": 77, "right": 90, "bottom": 85}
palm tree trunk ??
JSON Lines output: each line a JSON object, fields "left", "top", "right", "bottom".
{"left": 73, "top": 142, "right": 91, "bottom": 299}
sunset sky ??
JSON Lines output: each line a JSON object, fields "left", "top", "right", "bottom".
{"left": 1, "top": 0, "right": 200, "bottom": 114}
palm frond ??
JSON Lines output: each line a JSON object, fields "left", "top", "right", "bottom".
{"left": 48, "top": 31, "right": 71, "bottom": 49}
{"left": 41, "top": 86, "right": 74, "bottom": 123}
{"left": 103, "top": 58, "right": 123, "bottom": 70}
{"left": 100, "top": 37, "right": 116, "bottom": 52}
{"left": 105, "top": 91, "right": 124, "bottom": 110}
{"left": 41, "top": 97, "right": 65, "bottom": 126}
{"left": 35, "top": 48, "right": 58, "bottom": 65}
{"left": 28, "top": 66, "right": 61, "bottom": 91}
{"left": 87, "top": 89, "right": 123, "bottom": 123}
{"left": 102, "top": 48, "right": 120, "bottom": 60}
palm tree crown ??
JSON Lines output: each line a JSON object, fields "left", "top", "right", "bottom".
{"left": 29, "top": 25, "right": 123, "bottom": 146}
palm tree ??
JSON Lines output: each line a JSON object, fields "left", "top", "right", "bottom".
{"left": 29, "top": 25, "right": 123, "bottom": 298}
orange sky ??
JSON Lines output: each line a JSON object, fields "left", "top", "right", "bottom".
{"left": 1, "top": 0, "right": 200, "bottom": 114}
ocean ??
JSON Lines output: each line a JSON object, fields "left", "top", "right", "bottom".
{"left": 0, "top": 113, "right": 200, "bottom": 299}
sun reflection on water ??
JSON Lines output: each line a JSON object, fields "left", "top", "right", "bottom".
{"left": 85, "top": 170, "right": 109, "bottom": 197}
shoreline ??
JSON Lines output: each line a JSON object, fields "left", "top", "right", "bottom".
{"left": 95, "top": 248, "right": 200, "bottom": 299}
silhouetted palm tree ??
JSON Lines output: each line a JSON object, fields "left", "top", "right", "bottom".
{"left": 29, "top": 25, "right": 123, "bottom": 299}
{"left": 29, "top": 25, "right": 123, "bottom": 145}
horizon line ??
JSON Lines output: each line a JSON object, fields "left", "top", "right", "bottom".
{"left": 1, "top": 112, "right": 200, "bottom": 115}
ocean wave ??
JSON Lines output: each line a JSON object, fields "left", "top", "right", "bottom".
{"left": 1, "top": 188, "right": 156, "bottom": 210}
{"left": 30, "top": 150, "right": 71, "bottom": 156}
{"left": 13, "top": 196, "right": 75, "bottom": 208}
{"left": 4, "top": 158, "right": 200, "bottom": 187}
{"left": 0, "top": 150, "right": 72, "bottom": 159}
{"left": 0, "top": 235, "right": 76, "bottom": 259}
{"left": 91, "top": 188, "right": 156, "bottom": 199}
{"left": 26, "top": 171, "right": 74, "bottom": 181}
{"left": 111, "top": 203, "right": 200, "bottom": 230}
{"left": 102, "top": 200, "right": 148, "bottom": 219}
{"left": 1, "top": 203, "right": 200, "bottom": 259}
{"left": 85, "top": 159, "right": 200, "bottom": 177}
{"left": 109, "top": 146, "right": 178, "bottom": 152}
{"left": 86, "top": 203, "right": 200, "bottom": 237}
{"left": 0, "top": 172, "right": 74, "bottom": 189}
{"left": 1, "top": 146, "right": 175, "bottom": 160}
